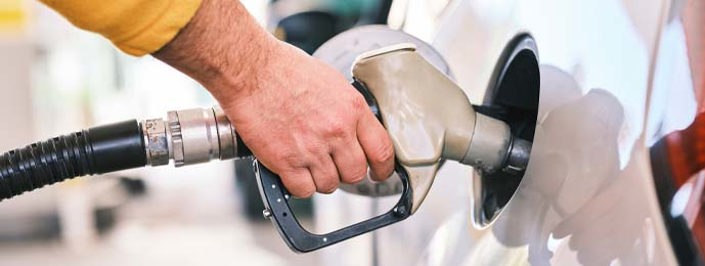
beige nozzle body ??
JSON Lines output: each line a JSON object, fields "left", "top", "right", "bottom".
{"left": 352, "top": 44, "right": 517, "bottom": 212}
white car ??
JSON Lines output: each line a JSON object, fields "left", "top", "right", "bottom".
{"left": 312, "top": 0, "right": 703, "bottom": 265}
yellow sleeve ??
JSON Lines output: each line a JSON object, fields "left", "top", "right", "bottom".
{"left": 39, "top": 0, "right": 203, "bottom": 56}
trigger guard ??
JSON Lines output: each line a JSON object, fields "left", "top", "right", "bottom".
{"left": 254, "top": 160, "right": 413, "bottom": 253}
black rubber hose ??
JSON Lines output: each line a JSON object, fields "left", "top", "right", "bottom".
{"left": 0, "top": 120, "right": 147, "bottom": 201}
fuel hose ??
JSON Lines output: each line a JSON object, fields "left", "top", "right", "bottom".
{"left": 0, "top": 107, "right": 250, "bottom": 201}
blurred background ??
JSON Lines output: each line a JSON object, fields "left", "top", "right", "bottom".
{"left": 2, "top": 0, "right": 705, "bottom": 265}
{"left": 0, "top": 0, "right": 400, "bottom": 265}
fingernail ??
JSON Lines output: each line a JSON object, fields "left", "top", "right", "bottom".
{"left": 369, "top": 169, "right": 382, "bottom": 181}
{"left": 366, "top": 168, "right": 375, "bottom": 179}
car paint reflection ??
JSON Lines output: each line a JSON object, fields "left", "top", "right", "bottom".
{"left": 413, "top": 66, "right": 674, "bottom": 265}
{"left": 491, "top": 66, "right": 651, "bottom": 265}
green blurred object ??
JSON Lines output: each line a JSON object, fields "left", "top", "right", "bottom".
{"left": 275, "top": 11, "right": 346, "bottom": 54}
{"left": 273, "top": 0, "right": 393, "bottom": 54}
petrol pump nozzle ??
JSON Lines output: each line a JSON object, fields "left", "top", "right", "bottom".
{"left": 351, "top": 44, "right": 531, "bottom": 213}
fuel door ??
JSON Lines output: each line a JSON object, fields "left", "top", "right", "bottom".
{"left": 471, "top": 34, "right": 540, "bottom": 227}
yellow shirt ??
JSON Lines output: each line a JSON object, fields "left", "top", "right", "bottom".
{"left": 40, "top": 0, "right": 202, "bottom": 56}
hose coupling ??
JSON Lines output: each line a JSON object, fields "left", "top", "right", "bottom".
{"left": 141, "top": 106, "right": 246, "bottom": 167}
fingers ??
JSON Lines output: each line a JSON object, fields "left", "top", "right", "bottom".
{"left": 356, "top": 111, "right": 395, "bottom": 181}
{"left": 308, "top": 155, "right": 341, "bottom": 194}
{"left": 273, "top": 156, "right": 341, "bottom": 198}
{"left": 279, "top": 168, "right": 316, "bottom": 198}
{"left": 331, "top": 140, "right": 368, "bottom": 184}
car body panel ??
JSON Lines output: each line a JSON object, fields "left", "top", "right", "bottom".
{"left": 315, "top": 0, "right": 691, "bottom": 265}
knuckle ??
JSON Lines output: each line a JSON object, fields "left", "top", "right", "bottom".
{"left": 326, "top": 121, "right": 348, "bottom": 139}
{"left": 316, "top": 177, "right": 339, "bottom": 194}
{"left": 295, "top": 188, "right": 315, "bottom": 198}
{"left": 282, "top": 173, "right": 315, "bottom": 198}
{"left": 370, "top": 141, "right": 394, "bottom": 165}
{"left": 290, "top": 181, "right": 315, "bottom": 198}
{"left": 341, "top": 164, "right": 367, "bottom": 184}
{"left": 281, "top": 152, "right": 305, "bottom": 168}
{"left": 351, "top": 94, "right": 368, "bottom": 111}
{"left": 318, "top": 186, "right": 337, "bottom": 194}
{"left": 346, "top": 173, "right": 366, "bottom": 184}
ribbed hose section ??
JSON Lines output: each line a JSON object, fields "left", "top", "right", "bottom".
{"left": 0, "top": 131, "right": 93, "bottom": 200}
{"left": 0, "top": 120, "right": 147, "bottom": 201}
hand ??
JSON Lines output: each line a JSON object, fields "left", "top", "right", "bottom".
{"left": 153, "top": 0, "right": 395, "bottom": 197}
{"left": 228, "top": 42, "right": 395, "bottom": 197}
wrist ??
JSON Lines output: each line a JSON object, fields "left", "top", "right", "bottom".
{"left": 208, "top": 33, "right": 281, "bottom": 106}
{"left": 153, "top": 0, "right": 278, "bottom": 105}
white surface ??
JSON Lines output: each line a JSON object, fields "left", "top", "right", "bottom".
{"left": 319, "top": 0, "right": 682, "bottom": 265}
{"left": 0, "top": 38, "right": 35, "bottom": 151}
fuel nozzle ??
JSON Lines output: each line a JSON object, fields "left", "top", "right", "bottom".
{"left": 349, "top": 43, "right": 532, "bottom": 212}
{"left": 352, "top": 43, "right": 531, "bottom": 174}
{"left": 461, "top": 112, "right": 532, "bottom": 174}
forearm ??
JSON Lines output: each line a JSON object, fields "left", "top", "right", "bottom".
{"left": 153, "top": 0, "right": 277, "bottom": 104}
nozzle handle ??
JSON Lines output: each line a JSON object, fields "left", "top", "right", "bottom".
{"left": 254, "top": 160, "right": 412, "bottom": 253}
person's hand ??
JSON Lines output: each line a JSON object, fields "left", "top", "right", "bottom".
{"left": 153, "top": 0, "right": 395, "bottom": 197}
{"left": 224, "top": 42, "right": 395, "bottom": 197}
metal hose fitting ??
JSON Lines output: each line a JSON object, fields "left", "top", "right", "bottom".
{"left": 142, "top": 106, "right": 248, "bottom": 167}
